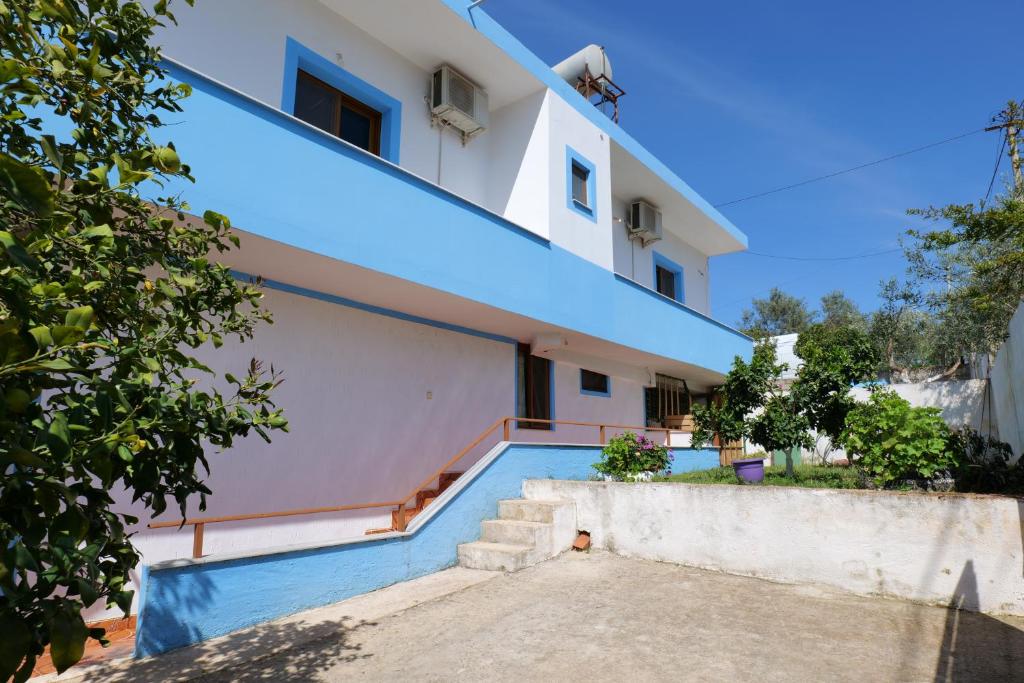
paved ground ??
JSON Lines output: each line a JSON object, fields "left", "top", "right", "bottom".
{"left": 60, "top": 551, "right": 1024, "bottom": 682}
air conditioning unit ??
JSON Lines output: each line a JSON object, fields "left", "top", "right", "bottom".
{"left": 628, "top": 199, "right": 663, "bottom": 245}
{"left": 431, "top": 65, "right": 489, "bottom": 142}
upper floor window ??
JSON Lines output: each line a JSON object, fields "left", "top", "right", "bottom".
{"left": 571, "top": 161, "right": 590, "bottom": 207}
{"left": 565, "top": 146, "right": 597, "bottom": 222}
{"left": 294, "top": 70, "right": 382, "bottom": 156}
{"left": 653, "top": 253, "right": 684, "bottom": 303}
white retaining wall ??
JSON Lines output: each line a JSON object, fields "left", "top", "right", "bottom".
{"left": 524, "top": 480, "right": 1024, "bottom": 616}
{"left": 801, "top": 379, "right": 997, "bottom": 464}
{"left": 992, "top": 302, "right": 1024, "bottom": 460}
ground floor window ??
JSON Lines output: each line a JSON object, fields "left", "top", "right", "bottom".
{"left": 517, "top": 343, "right": 552, "bottom": 430}
{"left": 580, "top": 368, "right": 610, "bottom": 397}
{"left": 645, "top": 374, "right": 691, "bottom": 427}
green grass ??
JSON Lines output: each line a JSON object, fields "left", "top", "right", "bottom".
{"left": 655, "top": 464, "right": 864, "bottom": 489}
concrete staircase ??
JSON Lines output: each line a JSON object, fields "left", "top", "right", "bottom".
{"left": 458, "top": 498, "right": 576, "bottom": 572}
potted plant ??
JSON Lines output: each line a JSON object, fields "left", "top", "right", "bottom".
{"left": 594, "top": 432, "right": 672, "bottom": 481}
{"left": 731, "top": 452, "right": 767, "bottom": 484}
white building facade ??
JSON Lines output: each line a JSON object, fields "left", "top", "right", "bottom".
{"left": 118, "top": 0, "right": 751, "bottom": 596}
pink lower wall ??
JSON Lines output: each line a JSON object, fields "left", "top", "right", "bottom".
{"left": 95, "top": 286, "right": 652, "bottom": 618}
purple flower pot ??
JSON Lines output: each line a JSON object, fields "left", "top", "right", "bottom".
{"left": 732, "top": 458, "right": 765, "bottom": 484}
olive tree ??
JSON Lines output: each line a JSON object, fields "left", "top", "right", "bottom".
{"left": 0, "top": 1, "right": 286, "bottom": 678}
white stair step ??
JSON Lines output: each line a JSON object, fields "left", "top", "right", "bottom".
{"left": 497, "top": 499, "right": 571, "bottom": 523}
{"left": 481, "top": 519, "right": 549, "bottom": 547}
{"left": 457, "top": 541, "right": 534, "bottom": 572}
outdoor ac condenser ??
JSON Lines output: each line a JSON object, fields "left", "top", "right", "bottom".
{"left": 628, "top": 199, "right": 663, "bottom": 245}
{"left": 431, "top": 65, "right": 489, "bottom": 142}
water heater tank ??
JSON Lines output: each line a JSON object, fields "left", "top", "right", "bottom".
{"left": 552, "top": 44, "right": 613, "bottom": 85}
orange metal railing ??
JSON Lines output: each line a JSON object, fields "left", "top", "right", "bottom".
{"left": 148, "top": 417, "right": 680, "bottom": 558}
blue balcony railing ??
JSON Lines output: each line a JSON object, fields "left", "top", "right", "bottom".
{"left": 159, "top": 61, "right": 750, "bottom": 375}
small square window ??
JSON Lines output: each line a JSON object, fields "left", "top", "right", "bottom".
{"left": 566, "top": 147, "right": 597, "bottom": 222}
{"left": 571, "top": 162, "right": 589, "bottom": 207}
{"left": 580, "top": 369, "right": 610, "bottom": 396}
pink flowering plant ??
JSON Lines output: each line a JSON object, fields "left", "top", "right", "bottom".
{"left": 594, "top": 431, "right": 673, "bottom": 480}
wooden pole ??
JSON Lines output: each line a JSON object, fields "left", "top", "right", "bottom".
{"left": 986, "top": 100, "right": 1024, "bottom": 196}
{"left": 192, "top": 523, "right": 204, "bottom": 559}
{"left": 395, "top": 502, "right": 407, "bottom": 532}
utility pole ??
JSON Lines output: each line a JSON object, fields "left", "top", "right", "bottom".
{"left": 986, "top": 100, "right": 1024, "bottom": 195}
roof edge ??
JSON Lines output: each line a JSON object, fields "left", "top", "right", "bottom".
{"left": 441, "top": 0, "right": 748, "bottom": 249}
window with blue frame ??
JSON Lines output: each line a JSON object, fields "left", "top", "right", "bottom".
{"left": 294, "top": 70, "right": 382, "bottom": 155}
{"left": 282, "top": 37, "right": 402, "bottom": 163}
{"left": 565, "top": 146, "right": 597, "bottom": 221}
{"left": 580, "top": 369, "right": 610, "bottom": 397}
{"left": 653, "top": 252, "right": 685, "bottom": 303}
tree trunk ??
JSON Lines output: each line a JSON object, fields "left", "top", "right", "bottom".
{"left": 785, "top": 450, "right": 794, "bottom": 478}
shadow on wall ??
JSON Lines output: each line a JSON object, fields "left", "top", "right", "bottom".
{"left": 105, "top": 610, "right": 375, "bottom": 681}
{"left": 932, "top": 560, "right": 1024, "bottom": 681}
{"left": 135, "top": 565, "right": 217, "bottom": 657}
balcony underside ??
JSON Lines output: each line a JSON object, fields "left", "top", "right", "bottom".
{"left": 226, "top": 232, "right": 729, "bottom": 391}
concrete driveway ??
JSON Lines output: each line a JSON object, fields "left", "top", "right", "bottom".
{"left": 59, "top": 551, "right": 1024, "bottom": 682}
{"left": 197, "top": 551, "right": 1024, "bottom": 682}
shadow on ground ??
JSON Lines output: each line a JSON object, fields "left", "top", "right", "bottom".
{"left": 80, "top": 614, "right": 375, "bottom": 682}
{"left": 932, "top": 560, "right": 1024, "bottom": 682}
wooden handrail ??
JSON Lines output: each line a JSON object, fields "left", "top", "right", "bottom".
{"left": 395, "top": 416, "right": 507, "bottom": 508}
{"left": 149, "top": 416, "right": 684, "bottom": 557}
{"left": 147, "top": 500, "right": 401, "bottom": 529}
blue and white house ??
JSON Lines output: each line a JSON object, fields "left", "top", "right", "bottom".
{"left": 115, "top": 0, "right": 752, "bottom": 653}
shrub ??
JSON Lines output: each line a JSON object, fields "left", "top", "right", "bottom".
{"left": 594, "top": 432, "right": 672, "bottom": 480}
{"left": 839, "top": 390, "right": 957, "bottom": 486}
{"left": 949, "top": 427, "right": 1024, "bottom": 493}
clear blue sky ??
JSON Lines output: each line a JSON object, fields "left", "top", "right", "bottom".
{"left": 484, "top": 0, "right": 1017, "bottom": 326}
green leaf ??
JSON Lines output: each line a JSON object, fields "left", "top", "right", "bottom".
{"left": 0, "top": 615, "right": 32, "bottom": 681}
{"left": 47, "top": 412, "right": 71, "bottom": 458}
{"left": 0, "top": 230, "right": 39, "bottom": 269}
{"left": 65, "top": 306, "right": 94, "bottom": 331}
{"left": 79, "top": 225, "right": 112, "bottom": 240}
{"left": 0, "top": 153, "right": 55, "bottom": 216}
{"left": 50, "top": 325, "right": 84, "bottom": 346}
{"left": 28, "top": 326, "right": 53, "bottom": 349}
{"left": 39, "top": 135, "right": 63, "bottom": 168}
{"left": 48, "top": 607, "right": 88, "bottom": 674}
{"left": 4, "top": 388, "right": 32, "bottom": 413}
{"left": 1, "top": 447, "right": 46, "bottom": 467}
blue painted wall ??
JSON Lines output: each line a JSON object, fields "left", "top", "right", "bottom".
{"left": 669, "top": 447, "right": 720, "bottom": 474}
{"left": 135, "top": 444, "right": 601, "bottom": 657}
{"left": 154, "top": 61, "right": 750, "bottom": 376}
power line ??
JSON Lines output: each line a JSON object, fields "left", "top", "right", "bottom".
{"left": 983, "top": 133, "right": 1006, "bottom": 205}
{"left": 714, "top": 127, "right": 988, "bottom": 208}
{"left": 742, "top": 247, "right": 902, "bottom": 262}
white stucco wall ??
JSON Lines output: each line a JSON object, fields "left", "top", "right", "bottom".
{"left": 610, "top": 196, "right": 711, "bottom": 315}
{"left": 152, "top": 0, "right": 493, "bottom": 214}
{"left": 487, "top": 91, "right": 551, "bottom": 239}
{"left": 525, "top": 480, "right": 1024, "bottom": 615}
{"left": 992, "top": 301, "right": 1024, "bottom": 460}
{"left": 804, "top": 379, "right": 998, "bottom": 464}
{"left": 545, "top": 93, "right": 614, "bottom": 269}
